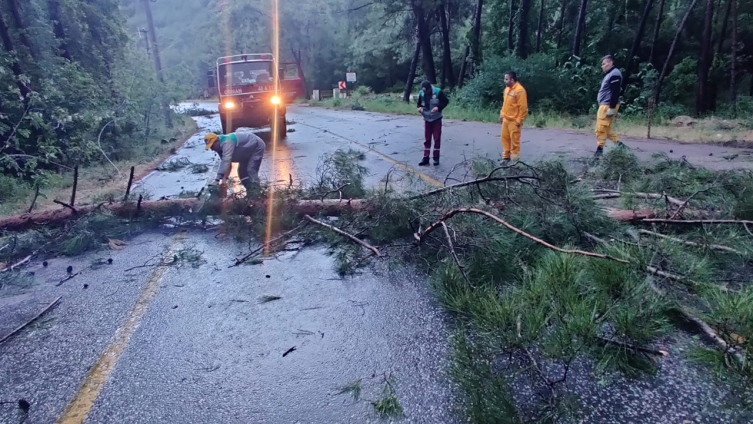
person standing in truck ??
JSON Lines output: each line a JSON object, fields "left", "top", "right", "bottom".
{"left": 594, "top": 55, "right": 623, "bottom": 157}
{"left": 205, "top": 132, "right": 266, "bottom": 196}
{"left": 417, "top": 81, "right": 449, "bottom": 166}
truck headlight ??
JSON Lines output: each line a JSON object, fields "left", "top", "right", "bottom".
{"left": 224, "top": 101, "right": 236, "bottom": 109}
{"left": 270, "top": 96, "right": 281, "bottom": 105}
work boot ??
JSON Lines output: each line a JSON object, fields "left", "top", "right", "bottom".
{"left": 501, "top": 158, "right": 511, "bottom": 165}
{"left": 419, "top": 157, "right": 430, "bottom": 166}
{"left": 594, "top": 146, "right": 604, "bottom": 158}
{"left": 433, "top": 158, "right": 440, "bottom": 166}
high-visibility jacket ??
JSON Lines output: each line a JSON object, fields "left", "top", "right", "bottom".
{"left": 500, "top": 82, "right": 528, "bottom": 125}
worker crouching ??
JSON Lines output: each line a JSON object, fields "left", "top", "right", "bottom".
{"left": 205, "top": 132, "right": 266, "bottom": 197}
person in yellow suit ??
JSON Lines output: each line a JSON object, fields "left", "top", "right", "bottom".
{"left": 499, "top": 71, "right": 528, "bottom": 163}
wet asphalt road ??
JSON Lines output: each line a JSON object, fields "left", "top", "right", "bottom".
{"left": 2, "top": 105, "right": 752, "bottom": 424}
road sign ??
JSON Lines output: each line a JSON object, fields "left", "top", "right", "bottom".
{"left": 338, "top": 81, "right": 346, "bottom": 90}
{"left": 346, "top": 72, "right": 357, "bottom": 83}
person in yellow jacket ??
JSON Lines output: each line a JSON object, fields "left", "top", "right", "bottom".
{"left": 499, "top": 72, "right": 528, "bottom": 163}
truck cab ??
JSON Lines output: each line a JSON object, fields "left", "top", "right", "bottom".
{"left": 207, "top": 54, "right": 304, "bottom": 135}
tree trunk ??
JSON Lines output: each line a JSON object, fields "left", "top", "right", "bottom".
{"left": 536, "top": 0, "right": 545, "bottom": 53}
{"left": 7, "top": 0, "right": 35, "bottom": 59}
{"left": 623, "top": 0, "right": 655, "bottom": 90}
{"left": 414, "top": 3, "right": 436, "bottom": 84}
{"left": 48, "top": 0, "right": 72, "bottom": 60}
{"left": 438, "top": 3, "right": 455, "bottom": 88}
{"left": 572, "top": 0, "right": 588, "bottom": 57}
{"left": 508, "top": 0, "right": 517, "bottom": 52}
{"left": 470, "top": 0, "right": 483, "bottom": 68}
{"left": 655, "top": 0, "right": 699, "bottom": 104}
{"left": 0, "top": 10, "right": 31, "bottom": 102}
{"left": 730, "top": 0, "right": 737, "bottom": 113}
{"left": 403, "top": 40, "right": 421, "bottom": 102}
{"left": 556, "top": 0, "right": 568, "bottom": 48}
{"left": 457, "top": 45, "right": 470, "bottom": 88}
{"left": 648, "top": 0, "right": 666, "bottom": 66}
{"left": 715, "top": 0, "right": 732, "bottom": 56}
{"left": 142, "top": 0, "right": 173, "bottom": 127}
{"left": 517, "top": 0, "right": 531, "bottom": 58}
{"left": 695, "top": 0, "right": 715, "bottom": 116}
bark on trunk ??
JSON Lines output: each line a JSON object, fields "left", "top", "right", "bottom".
{"left": 695, "top": 0, "right": 715, "bottom": 116}
{"left": 572, "top": 0, "right": 588, "bottom": 57}
{"left": 7, "top": 0, "right": 34, "bottom": 59}
{"left": 0, "top": 197, "right": 661, "bottom": 233}
{"left": 648, "top": 0, "right": 666, "bottom": 66}
{"left": 716, "top": 0, "right": 732, "bottom": 55}
{"left": 403, "top": 40, "right": 421, "bottom": 102}
{"left": 0, "top": 10, "right": 31, "bottom": 102}
{"left": 556, "top": 0, "right": 568, "bottom": 48}
{"left": 291, "top": 48, "right": 310, "bottom": 100}
{"left": 416, "top": 4, "right": 436, "bottom": 84}
{"left": 623, "top": 0, "right": 655, "bottom": 90}
{"left": 655, "top": 0, "right": 699, "bottom": 104}
{"left": 536, "top": 0, "right": 545, "bottom": 53}
{"left": 730, "top": 0, "right": 737, "bottom": 112}
{"left": 142, "top": 0, "right": 173, "bottom": 127}
{"left": 47, "top": 0, "right": 72, "bottom": 61}
{"left": 517, "top": 0, "right": 531, "bottom": 58}
{"left": 438, "top": 3, "right": 455, "bottom": 88}
{"left": 508, "top": 0, "right": 517, "bottom": 52}
{"left": 457, "top": 45, "right": 470, "bottom": 88}
{"left": 471, "top": 0, "right": 483, "bottom": 67}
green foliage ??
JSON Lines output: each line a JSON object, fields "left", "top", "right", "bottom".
{"left": 599, "top": 145, "right": 640, "bottom": 181}
{"left": 314, "top": 149, "right": 369, "bottom": 199}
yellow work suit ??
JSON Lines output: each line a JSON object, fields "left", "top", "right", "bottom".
{"left": 500, "top": 82, "right": 528, "bottom": 160}
{"left": 595, "top": 104, "right": 621, "bottom": 147}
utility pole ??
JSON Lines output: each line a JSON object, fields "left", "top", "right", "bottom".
{"left": 142, "top": 0, "right": 173, "bottom": 127}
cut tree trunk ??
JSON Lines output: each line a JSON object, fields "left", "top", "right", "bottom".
{"left": 654, "top": 0, "right": 699, "bottom": 105}
{"left": 648, "top": 0, "right": 666, "bottom": 66}
{"left": 623, "top": 0, "right": 655, "bottom": 90}
{"left": 572, "top": 0, "right": 588, "bottom": 57}
{"left": 517, "top": 0, "right": 531, "bottom": 58}
{"left": 695, "top": 0, "right": 715, "bottom": 116}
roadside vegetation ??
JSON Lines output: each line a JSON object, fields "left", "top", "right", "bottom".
{"left": 2, "top": 146, "right": 753, "bottom": 421}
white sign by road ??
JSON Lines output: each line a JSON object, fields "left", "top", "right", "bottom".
{"left": 338, "top": 81, "right": 346, "bottom": 90}
{"left": 346, "top": 72, "right": 357, "bottom": 82}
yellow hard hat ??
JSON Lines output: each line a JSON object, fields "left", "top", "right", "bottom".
{"left": 204, "top": 133, "right": 219, "bottom": 150}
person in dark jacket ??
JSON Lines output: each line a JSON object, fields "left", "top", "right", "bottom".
{"left": 416, "top": 81, "right": 449, "bottom": 166}
{"left": 205, "top": 132, "right": 265, "bottom": 196}
{"left": 594, "top": 55, "right": 623, "bottom": 157}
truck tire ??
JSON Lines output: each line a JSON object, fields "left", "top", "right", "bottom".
{"left": 276, "top": 115, "right": 287, "bottom": 138}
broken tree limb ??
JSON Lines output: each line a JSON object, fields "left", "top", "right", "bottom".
{"left": 0, "top": 296, "right": 62, "bottom": 345}
{"left": 53, "top": 200, "right": 77, "bottom": 215}
{"left": 441, "top": 222, "right": 472, "bottom": 286}
{"left": 304, "top": 214, "right": 381, "bottom": 257}
{"left": 679, "top": 308, "right": 745, "bottom": 365}
{"left": 412, "top": 171, "right": 537, "bottom": 200}
{"left": 639, "top": 229, "right": 743, "bottom": 255}
{"left": 27, "top": 184, "right": 40, "bottom": 214}
{"left": 603, "top": 208, "right": 656, "bottom": 222}
{"left": 0, "top": 198, "right": 371, "bottom": 232}
{"left": 592, "top": 190, "right": 684, "bottom": 206}
{"left": 418, "top": 208, "right": 629, "bottom": 264}
{"left": 232, "top": 223, "right": 307, "bottom": 267}
{"left": 668, "top": 185, "right": 715, "bottom": 220}
{"left": 642, "top": 218, "right": 753, "bottom": 225}
{"left": 124, "top": 166, "right": 135, "bottom": 202}
{"left": 70, "top": 165, "right": 78, "bottom": 207}
{"left": 597, "top": 336, "right": 669, "bottom": 357}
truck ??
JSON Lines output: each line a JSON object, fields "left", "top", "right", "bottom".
{"left": 207, "top": 53, "right": 305, "bottom": 135}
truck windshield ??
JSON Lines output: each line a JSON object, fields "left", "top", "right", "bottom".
{"left": 218, "top": 61, "right": 273, "bottom": 87}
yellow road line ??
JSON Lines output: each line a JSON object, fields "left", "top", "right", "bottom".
{"left": 56, "top": 232, "right": 186, "bottom": 424}
{"left": 297, "top": 122, "right": 443, "bottom": 187}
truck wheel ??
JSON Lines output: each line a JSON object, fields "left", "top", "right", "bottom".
{"left": 276, "top": 115, "right": 287, "bottom": 138}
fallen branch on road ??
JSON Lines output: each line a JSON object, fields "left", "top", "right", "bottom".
{"left": 597, "top": 336, "right": 669, "bottom": 357}
{"left": 305, "top": 214, "right": 381, "bottom": 257}
{"left": 441, "top": 222, "right": 472, "bottom": 286}
{"left": 417, "top": 208, "right": 629, "bottom": 264}
{"left": 0, "top": 296, "right": 62, "bottom": 345}
{"left": 641, "top": 218, "right": 753, "bottom": 226}
{"left": 639, "top": 229, "right": 742, "bottom": 255}
{"left": 592, "top": 189, "right": 684, "bottom": 206}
